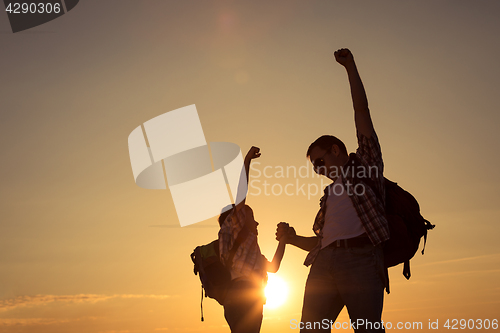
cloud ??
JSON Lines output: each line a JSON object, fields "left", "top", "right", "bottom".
{"left": 0, "top": 316, "right": 100, "bottom": 327}
{"left": 0, "top": 318, "right": 72, "bottom": 326}
{"left": 0, "top": 294, "right": 171, "bottom": 313}
{"left": 149, "top": 224, "right": 217, "bottom": 228}
{"left": 119, "top": 294, "right": 171, "bottom": 299}
{"left": 415, "top": 253, "right": 500, "bottom": 267}
{"left": 384, "top": 299, "right": 500, "bottom": 313}
{"left": 427, "top": 269, "right": 500, "bottom": 278}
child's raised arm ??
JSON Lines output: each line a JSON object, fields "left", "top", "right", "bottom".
{"left": 234, "top": 146, "right": 261, "bottom": 211}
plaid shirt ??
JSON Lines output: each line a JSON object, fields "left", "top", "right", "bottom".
{"left": 219, "top": 207, "right": 267, "bottom": 280}
{"left": 304, "top": 130, "right": 390, "bottom": 266}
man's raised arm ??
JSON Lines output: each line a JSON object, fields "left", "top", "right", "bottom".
{"left": 334, "top": 48, "right": 374, "bottom": 138}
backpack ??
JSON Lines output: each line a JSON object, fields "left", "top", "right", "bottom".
{"left": 382, "top": 178, "right": 435, "bottom": 279}
{"left": 190, "top": 227, "right": 249, "bottom": 321}
{"left": 191, "top": 240, "right": 230, "bottom": 307}
{"left": 348, "top": 154, "right": 435, "bottom": 281}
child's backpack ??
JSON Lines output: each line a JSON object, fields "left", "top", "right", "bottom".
{"left": 191, "top": 240, "right": 230, "bottom": 307}
{"left": 190, "top": 227, "right": 249, "bottom": 321}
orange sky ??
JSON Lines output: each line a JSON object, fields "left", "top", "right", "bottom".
{"left": 1, "top": 1, "right": 499, "bottom": 332}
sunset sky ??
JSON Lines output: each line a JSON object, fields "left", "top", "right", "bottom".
{"left": 1, "top": 1, "right": 499, "bottom": 332}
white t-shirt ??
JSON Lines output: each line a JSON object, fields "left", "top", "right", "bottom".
{"left": 321, "top": 176, "right": 366, "bottom": 248}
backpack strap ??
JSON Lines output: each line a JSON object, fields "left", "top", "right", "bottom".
{"left": 421, "top": 219, "right": 436, "bottom": 255}
{"left": 200, "top": 285, "right": 204, "bottom": 321}
{"left": 347, "top": 153, "right": 385, "bottom": 200}
{"left": 403, "top": 261, "right": 411, "bottom": 280}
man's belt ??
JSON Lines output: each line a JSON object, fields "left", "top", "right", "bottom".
{"left": 327, "top": 234, "right": 372, "bottom": 248}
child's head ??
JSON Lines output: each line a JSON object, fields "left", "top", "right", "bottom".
{"left": 242, "top": 205, "right": 259, "bottom": 235}
{"left": 218, "top": 204, "right": 259, "bottom": 235}
{"left": 218, "top": 204, "right": 234, "bottom": 227}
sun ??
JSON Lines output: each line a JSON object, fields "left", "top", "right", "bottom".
{"left": 264, "top": 274, "right": 289, "bottom": 309}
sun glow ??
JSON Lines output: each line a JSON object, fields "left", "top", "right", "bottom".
{"left": 264, "top": 274, "right": 288, "bottom": 309}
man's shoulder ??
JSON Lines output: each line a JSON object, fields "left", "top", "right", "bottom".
{"left": 356, "top": 129, "right": 382, "bottom": 159}
{"left": 357, "top": 129, "right": 381, "bottom": 146}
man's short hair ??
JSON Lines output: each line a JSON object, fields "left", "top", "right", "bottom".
{"left": 306, "top": 135, "right": 348, "bottom": 158}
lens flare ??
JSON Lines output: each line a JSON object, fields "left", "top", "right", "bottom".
{"left": 264, "top": 274, "right": 288, "bottom": 309}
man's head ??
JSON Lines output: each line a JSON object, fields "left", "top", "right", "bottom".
{"left": 307, "top": 135, "right": 349, "bottom": 180}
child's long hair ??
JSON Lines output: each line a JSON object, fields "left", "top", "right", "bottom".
{"left": 218, "top": 204, "right": 235, "bottom": 227}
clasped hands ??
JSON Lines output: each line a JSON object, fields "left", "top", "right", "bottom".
{"left": 275, "top": 222, "right": 296, "bottom": 243}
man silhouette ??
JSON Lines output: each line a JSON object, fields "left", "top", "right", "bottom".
{"left": 277, "top": 48, "right": 389, "bottom": 333}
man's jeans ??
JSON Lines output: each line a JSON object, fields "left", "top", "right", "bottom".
{"left": 300, "top": 243, "right": 386, "bottom": 333}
